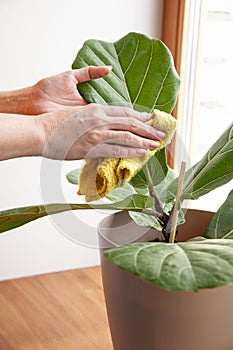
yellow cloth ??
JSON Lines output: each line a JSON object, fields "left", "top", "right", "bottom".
{"left": 78, "top": 109, "right": 177, "bottom": 201}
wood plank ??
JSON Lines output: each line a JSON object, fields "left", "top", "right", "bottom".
{"left": 162, "top": 0, "right": 186, "bottom": 75}
{"left": 161, "top": 0, "right": 187, "bottom": 168}
{"left": 0, "top": 267, "right": 113, "bottom": 350}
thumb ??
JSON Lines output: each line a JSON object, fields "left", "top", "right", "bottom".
{"left": 73, "top": 65, "right": 112, "bottom": 83}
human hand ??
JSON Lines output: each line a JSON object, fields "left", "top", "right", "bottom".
{"left": 37, "top": 104, "right": 166, "bottom": 160}
{"left": 26, "top": 66, "right": 111, "bottom": 115}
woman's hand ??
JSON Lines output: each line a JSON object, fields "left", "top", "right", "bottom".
{"left": 37, "top": 104, "right": 165, "bottom": 160}
{"left": 0, "top": 66, "right": 111, "bottom": 115}
{"left": 26, "top": 66, "right": 112, "bottom": 114}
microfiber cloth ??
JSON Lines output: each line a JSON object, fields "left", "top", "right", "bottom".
{"left": 78, "top": 109, "right": 177, "bottom": 201}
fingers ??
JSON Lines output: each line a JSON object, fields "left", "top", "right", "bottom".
{"left": 86, "top": 143, "right": 148, "bottom": 159}
{"left": 102, "top": 105, "right": 152, "bottom": 122}
{"left": 72, "top": 66, "right": 112, "bottom": 84}
{"left": 107, "top": 117, "right": 166, "bottom": 141}
{"left": 85, "top": 104, "right": 166, "bottom": 141}
{"left": 97, "top": 130, "right": 160, "bottom": 150}
{"left": 81, "top": 128, "right": 161, "bottom": 159}
{"left": 96, "top": 105, "right": 166, "bottom": 140}
{"left": 42, "top": 103, "right": 167, "bottom": 160}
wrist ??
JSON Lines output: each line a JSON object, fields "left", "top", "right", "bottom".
{"left": 35, "top": 108, "right": 80, "bottom": 159}
{"left": 0, "top": 113, "right": 46, "bottom": 160}
{"left": 0, "top": 86, "right": 33, "bottom": 115}
{"left": 34, "top": 110, "right": 64, "bottom": 158}
{"left": 32, "top": 115, "right": 47, "bottom": 157}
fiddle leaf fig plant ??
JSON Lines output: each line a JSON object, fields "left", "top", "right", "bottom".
{"left": 167, "top": 123, "right": 233, "bottom": 202}
{"left": 205, "top": 189, "right": 233, "bottom": 239}
{"left": 105, "top": 238, "right": 233, "bottom": 292}
{"left": 71, "top": 32, "right": 180, "bottom": 113}
{"left": 0, "top": 32, "right": 232, "bottom": 292}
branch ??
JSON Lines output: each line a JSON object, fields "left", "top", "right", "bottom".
{"left": 167, "top": 162, "right": 186, "bottom": 243}
{"left": 145, "top": 163, "right": 165, "bottom": 215}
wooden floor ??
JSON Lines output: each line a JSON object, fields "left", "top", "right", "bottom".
{"left": 0, "top": 267, "right": 113, "bottom": 350}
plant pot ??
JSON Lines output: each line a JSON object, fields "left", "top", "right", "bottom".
{"left": 98, "top": 209, "right": 233, "bottom": 350}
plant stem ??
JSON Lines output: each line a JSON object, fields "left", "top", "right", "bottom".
{"left": 143, "top": 208, "right": 161, "bottom": 218}
{"left": 168, "top": 162, "right": 186, "bottom": 243}
{"left": 145, "top": 163, "right": 164, "bottom": 215}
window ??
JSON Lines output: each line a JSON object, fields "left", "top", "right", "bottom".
{"left": 162, "top": 0, "right": 233, "bottom": 211}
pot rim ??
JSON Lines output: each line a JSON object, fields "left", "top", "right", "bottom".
{"left": 98, "top": 208, "right": 215, "bottom": 248}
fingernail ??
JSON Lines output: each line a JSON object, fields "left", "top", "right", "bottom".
{"left": 149, "top": 141, "right": 160, "bottom": 149}
{"left": 156, "top": 130, "right": 166, "bottom": 139}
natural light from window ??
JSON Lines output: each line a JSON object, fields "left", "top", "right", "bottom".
{"left": 177, "top": 0, "right": 233, "bottom": 211}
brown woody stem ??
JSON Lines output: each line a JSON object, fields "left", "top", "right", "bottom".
{"left": 145, "top": 164, "right": 164, "bottom": 215}
{"left": 168, "top": 162, "right": 186, "bottom": 243}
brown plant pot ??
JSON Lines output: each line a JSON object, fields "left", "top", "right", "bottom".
{"left": 98, "top": 209, "right": 233, "bottom": 350}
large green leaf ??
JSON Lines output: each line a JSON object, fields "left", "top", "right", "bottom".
{"left": 130, "top": 148, "right": 168, "bottom": 191}
{"left": 0, "top": 194, "right": 154, "bottom": 234}
{"left": 72, "top": 32, "right": 180, "bottom": 113}
{"left": 205, "top": 190, "right": 233, "bottom": 239}
{"left": 167, "top": 123, "right": 233, "bottom": 202}
{"left": 105, "top": 238, "right": 233, "bottom": 292}
{"left": 105, "top": 182, "right": 136, "bottom": 201}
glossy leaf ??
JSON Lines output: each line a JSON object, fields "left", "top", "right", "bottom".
{"left": 0, "top": 194, "right": 154, "bottom": 234}
{"left": 128, "top": 167, "right": 177, "bottom": 231}
{"left": 128, "top": 211, "right": 162, "bottom": 231}
{"left": 105, "top": 238, "right": 233, "bottom": 292}
{"left": 72, "top": 32, "right": 180, "bottom": 113}
{"left": 130, "top": 149, "right": 168, "bottom": 191}
{"left": 167, "top": 123, "right": 233, "bottom": 202}
{"left": 155, "top": 167, "right": 177, "bottom": 203}
{"left": 107, "top": 149, "right": 170, "bottom": 231}
{"left": 205, "top": 190, "right": 233, "bottom": 239}
{"left": 128, "top": 206, "right": 185, "bottom": 235}
{"left": 105, "top": 182, "right": 136, "bottom": 201}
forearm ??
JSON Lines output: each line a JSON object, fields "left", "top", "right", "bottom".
{"left": 0, "top": 113, "right": 44, "bottom": 160}
{"left": 0, "top": 87, "right": 33, "bottom": 115}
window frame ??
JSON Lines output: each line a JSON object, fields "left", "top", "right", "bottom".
{"left": 162, "top": 0, "right": 205, "bottom": 169}
{"left": 161, "top": 0, "right": 188, "bottom": 167}
{"left": 162, "top": 0, "right": 186, "bottom": 76}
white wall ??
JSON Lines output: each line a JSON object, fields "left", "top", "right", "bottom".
{"left": 0, "top": 0, "right": 164, "bottom": 280}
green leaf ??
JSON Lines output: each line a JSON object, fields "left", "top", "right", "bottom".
{"left": 128, "top": 211, "right": 162, "bottom": 231}
{"left": 72, "top": 32, "right": 180, "bottom": 113}
{"left": 105, "top": 182, "right": 136, "bottom": 201}
{"left": 0, "top": 194, "right": 154, "bottom": 234}
{"left": 129, "top": 206, "right": 184, "bottom": 234}
{"left": 167, "top": 123, "right": 233, "bottom": 202}
{"left": 105, "top": 238, "right": 233, "bottom": 292}
{"left": 129, "top": 163, "right": 177, "bottom": 232}
{"left": 205, "top": 190, "right": 233, "bottom": 239}
{"left": 66, "top": 168, "right": 81, "bottom": 185}
{"left": 130, "top": 149, "right": 168, "bottom": 191}
{"left": 154, "top": 166, "right": 177, "bottom": 203}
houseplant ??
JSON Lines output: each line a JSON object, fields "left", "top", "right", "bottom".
{"left": 0, "top": 32, "right": 232, "bottom": 349}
